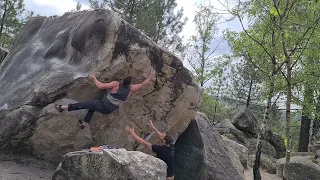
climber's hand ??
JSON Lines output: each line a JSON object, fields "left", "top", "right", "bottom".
{"left": 125, "top": 125, "right": 135, "bottom": 135}
{"left": 89, "top": 74, "right": 96, "bottom": 80}
{"left": 149, "top": 71, "right": 156, "bottom": 78}
{"left": 148, "top": 120, "right": 155, "bottom": 129}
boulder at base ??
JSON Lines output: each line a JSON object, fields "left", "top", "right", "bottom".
{"left": 0, "top": 9, "right": 202, "bottom": 162}
{"left": 222, "top": 135, "right": 248, "bottom": 169}
{"left": 52, "top": 148, "right": 167, "bottom": 180}
{"left": 246, "top": 138, "right": 277, "bottom": 158}
{"left": 276, "top": 156, "right": 320, "bottom": 180}
{"left": 174, "top": 112, "right": 244, "bottom": 180}
{"left": 248, "top": 154, "right": 276, "bottom": 174}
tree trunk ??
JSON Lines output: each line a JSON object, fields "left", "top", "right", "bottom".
{"left": 308, "top": 119, "right": 314, "bottom": 152}
{"left": 298, "top": 86, "right": 313, "bottom": 152}
{"left": 299, "top": 109, "right": 312, "bottom": 152}
{"left": 311, "top": 96, "right": 320, "bottom": 145}
{"left": 253, "top": 64, "right": 276, "bottom": 180}
{"left": 127, "top": 0, "right": 136, "bottom": 24}
{"left": 279, "top": 3, "right": 292, "bottom": 178}
{"left": 213, "top": 86, "right": 221, "bottom": 121}
{"left": 0, "top": 0, "right": 8, "bottom": 42}
{"left": 246, "top": 79, "right": 253, "bottom": 108}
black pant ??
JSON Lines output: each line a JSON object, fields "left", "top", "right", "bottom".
{"left": 68, "top": 99, "right": 117, "bottom": 123}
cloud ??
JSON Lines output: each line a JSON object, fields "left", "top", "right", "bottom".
{"left": 28, "top": 0, "right": 89, "bottom": 15}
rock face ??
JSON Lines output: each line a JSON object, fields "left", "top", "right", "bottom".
{"left": 174, "top": 112, "right": 244, "bottom": 180}
{"left": 246, "top": 138, "right": 277, "bottom": 158}
{"left": 216, "top": 119, "right": 248, "bottom": 144}
{"left": 52, "top": 148, "right": 167, "bottom": 180}
{"left": 231, "top": 108, "right": 258, "bottom": 136}
{"left": 30, "top": 98, "right": 94, "bottom": 163}
{"left": 249, "top": 154, "right": 276, "bottom": 174}
{"left": 276, "top": 156, "right": 320, "bottom": 180}
{"left": 216, "top": 108, "right": 285, "bottom": 159}
{"left": 264, "top": 130, "right": 286, "bottom": 158}
{"left": 0, "top": 9, "right": 202, "bottom": 162}
{"left": 0, "top": 47, "right": 8, "bottom": 64}
{"left": 222, "top": 135, "right": 248, "bottom": 169}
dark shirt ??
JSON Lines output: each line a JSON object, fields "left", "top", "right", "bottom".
{"left": 152, "top": 144, "right": 175, "bottom": 177}
{"left": 109, "top": 84, "right": 130, "bottom": 101}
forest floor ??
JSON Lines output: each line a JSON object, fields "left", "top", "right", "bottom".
{"left": 244, "top": 167, "right": 282, "bottom": 180}
{"left": 0, "top": 154, "right": 54, "bottom": 180}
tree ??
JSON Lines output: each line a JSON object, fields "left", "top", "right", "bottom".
{"left": 89, "top": 0, "right": 187, "bottom": 52}
{"left": 225, "top": 0, "right": 320, "bottom": 179}
{"left": 298, "top": 85, "right": 313, "bottom": 152}
{"left": 88, "top": 0, "right": 100, "bottom": 9}
{"left": 225, "top": 17, "right": 282, "bottom": 179}
{"left": 0, "top": 0, "right": 26, "bottom": 49}
{"left": 230, "top": 55, "right": 262, "bottom": 108}
{"left": 69, "top": 1, "right": 82, "bottom": 12}
{"left": 186, "top": 4, "right": 223, "bottom": 87}
{"left": 76, "top": 1, "right": 82, "bottom": 11}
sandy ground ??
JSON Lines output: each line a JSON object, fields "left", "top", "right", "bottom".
{"left": 0, "top": 154, "right": 54, "bottom": 180}
{"left": 245, "top": 167, "right": 282, "bottom": 180}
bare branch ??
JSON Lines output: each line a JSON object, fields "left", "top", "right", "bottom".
{"left": 237, "top": 16, "right": 274, "bottom": 60}
{"left": 289, "top": 20, "right": 318, "bottom": 57}
{"left": 206, "top": 40, "right": 221, "bottom": 59}
{"left": 272, "top": 93, "right": 282, "bottom": 107}
{"left": 291, "top": 17, "right": 320, "bottom": 69}
{"left": 244, "top": 53, "right": 265, "bottom": 73}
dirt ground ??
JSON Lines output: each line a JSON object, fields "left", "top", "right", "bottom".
{"left": 0, "top": 154, "right": 54, "bottom": 180}
{"left": 244, "top": 167, "right": 282, "bottom": 180}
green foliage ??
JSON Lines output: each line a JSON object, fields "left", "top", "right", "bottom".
{"left": 0, "top": 0, "right": 28, "bottom": 49}
{"left": 229, "top": 56, "right": 263, "bottom": 107}
{"left": 200, "top": 92, "right": 231, "bottom": 122}
{"left": 186, "top": 4, "right": 226, "bottom": 87}
{"left": 88, "top": 0, "right": 100, "bottom": 9}
{"left": 89, "top": 0, "right": 186, "bottom": 53}
{"left": 76, "top": 1, "right": 82, "bottom": 11}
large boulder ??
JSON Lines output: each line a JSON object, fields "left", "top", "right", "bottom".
{"left": 216, "top": 119, "right": 248, "bottom": 144}
{"left": 222, "top": 135, "right": 248, "bottom": 169}
{"left": 231, "top": 108, "right": 258, "bottom": 136}
{"left": 29, "top": 98, "right": 94, "bottom": 163}
{"left": 276, "top": 156, "right": 320, "bottom": 180}
{"left": 0, "top": 47, "right": 8, "bottom": 64}
{"left": 246, "top": 138, "right": 277, "bottom": 158}
{"left": 248, "top": 154, "right": 277, "bottom": 174}
{"left": 0, "top": 9, "right": 202, "bottom": 162}
{"left": 174, "top": 112, "right": 244, "bottom": 180}
{"left": 264, "top": 130, "right": 286, "bottom": 158}
{"left": 52, "top": 148, "right": 167, "bottom": 180}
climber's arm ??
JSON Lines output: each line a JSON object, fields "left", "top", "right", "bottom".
{"left": 125, "top": 126, "right": 152, "bottom": 150}
{"left": 148, "top": 120, "right": 166, "bottom": 139}
{"left": 89, "top": 74, "right": 119, "bottom": 89}
{"left": 130, "top": 71, "right": 155, "bottom": 93}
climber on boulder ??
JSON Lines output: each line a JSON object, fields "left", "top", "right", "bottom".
{"left": 55, "top": 71, "right": 155, "bottom": 129}
{"left": 125, "top": 120, "right": 175, "bottom": 180}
